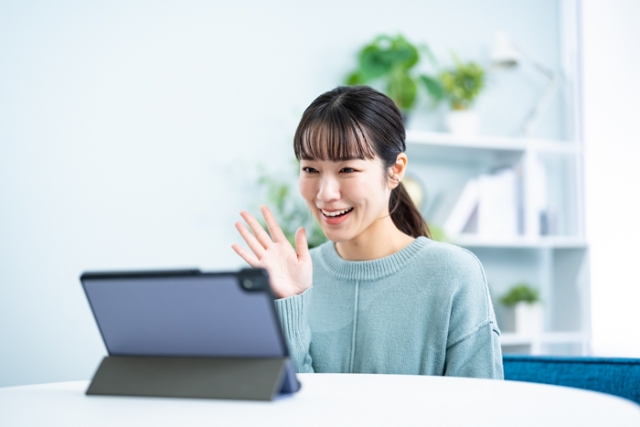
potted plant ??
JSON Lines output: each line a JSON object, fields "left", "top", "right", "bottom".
{"left": 499, "top": 283, "right": 543, "bottom": 336}
{"left": 345, "top": 34, "right": 436, "bottom": 121}
{"left": 422, "top": 56, "right": 486, "bottom": 135}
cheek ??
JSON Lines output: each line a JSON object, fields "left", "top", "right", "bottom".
{"left": 299, "top": 179, "right": 315, "bottom": 204}
{"left": 348, "top": 177, "right": 389, "bottom": 212}
{"left": 348, "top": 176, "right": 378, "bottom": 201}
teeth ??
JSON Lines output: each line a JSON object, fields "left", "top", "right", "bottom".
{"left": 322, "top": 208, "right": 352, "bottom": 217}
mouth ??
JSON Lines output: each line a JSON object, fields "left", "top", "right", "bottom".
{"left": 320, "top": 207, "right": 353, "bottom": 217}
{"left": 319, "top": 207, "right": 353, "bottom": 225}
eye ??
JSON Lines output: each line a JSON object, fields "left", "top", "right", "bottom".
{"left": 302, "top": 167, "right": 318, "bottom": 174}
{"left": 340, "top": 167, "right": 355, "bottom": 173}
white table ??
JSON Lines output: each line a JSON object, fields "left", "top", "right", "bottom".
{"left": 1, "top": 374, "right": 639, "bottom": 426}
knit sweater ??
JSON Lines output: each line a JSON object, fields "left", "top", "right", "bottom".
{"left": 274, "top": 236, "right": 504, "bottom": 379}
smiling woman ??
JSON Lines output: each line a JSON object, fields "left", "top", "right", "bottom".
{"left": 232, "top": 86, "right": 503, "bottom": 379}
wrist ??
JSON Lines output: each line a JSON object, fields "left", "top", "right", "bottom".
{"left": 277, "top": 285, "right": 310, "bottom": 300}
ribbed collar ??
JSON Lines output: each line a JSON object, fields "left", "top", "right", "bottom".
{"left": 317, "top": 236, "right": 431, "bottom": 282}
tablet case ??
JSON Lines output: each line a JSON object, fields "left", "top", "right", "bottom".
{"left": 81, "top": 268, "right": 301, "bottom": 401}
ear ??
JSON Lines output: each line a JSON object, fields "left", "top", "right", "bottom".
{"left": 388, "top": 153, "right": 408, "bottom": 190}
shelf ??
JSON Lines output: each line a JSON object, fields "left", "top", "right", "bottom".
{"left": 500, "top": 332, "right": 587, "bottom": 346}
{"left": 406, "top": 130, "right": 580, "bottom": 152}
{"left": 405, "top": 130, "right": 580, "bottom": 165}
{"left": 451, "top": 235, "right": 588, "bottom": 249}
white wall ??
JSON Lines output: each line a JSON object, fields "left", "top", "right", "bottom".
{"left": 582, "top": 0, "right": 640, "bottom": 357}
{"left": 0, "top": 0, "right": 563, "bottom": 387}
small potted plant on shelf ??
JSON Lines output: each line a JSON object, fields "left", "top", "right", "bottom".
{"left": 345, "top": 34, "right": 437, "bottom": 122}
{"left": 500, "top": 283, "right": 543, "bottom": 336}
{"left": 422, "top": 55, "right": 486, "bottom": 135}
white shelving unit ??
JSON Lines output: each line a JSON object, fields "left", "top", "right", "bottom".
{"left": 406, "top": 130, "right": 581, "bottom": 153}
{"left": 405, "top": 130, "right": 590, "bottom": 356}
{"left": 451, "top": 235, "right": 587, "bottom": 249}
{"left": 500, "top": 332, "right": 588, "bottom": 355}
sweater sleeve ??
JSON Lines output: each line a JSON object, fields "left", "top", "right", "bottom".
{"left": 442, "top": 248, "right": 504, "bottom": 379}
{"left": 444, "top": 321, "right": 504, "bottom": 379}
{"left": 273, "top": 287, "right": 314, "bottom": 373}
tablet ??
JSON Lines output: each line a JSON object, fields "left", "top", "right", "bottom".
{"left": 80, "top": 268, "right": 300, "bottom": 396}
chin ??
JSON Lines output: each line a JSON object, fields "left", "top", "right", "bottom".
{"left": 321, "top": 228, "right": 355, "bottom": 243}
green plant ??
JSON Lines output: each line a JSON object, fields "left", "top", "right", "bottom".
{"left": 428, "top": 225, "right": 448, "bottom": 242}
{"left": 256, "top": 163, "right": 327, "bottom": 249}
{"left": 346, "top": 34, "right": 436, "bottom": 113}
{"left": 435, "top": 56, "right": 486, "bottom": 110}
{"left": 499, "top": 283, "right": 541, "bottom": 307}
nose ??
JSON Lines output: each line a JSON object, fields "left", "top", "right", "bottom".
{"left": 317, "top": 174, "right": 340, "bottom": 203}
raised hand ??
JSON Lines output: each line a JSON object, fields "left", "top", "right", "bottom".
{"left": 231, "top": 205, "right": 312, "bottom": 299}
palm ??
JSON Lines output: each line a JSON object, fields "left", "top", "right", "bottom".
{"left": 232, "top": 205, "right": 312, "bottom": 299}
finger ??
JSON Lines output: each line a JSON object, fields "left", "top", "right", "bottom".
{"left": 295, "top": 227, "right": 311, "bottom": 262}
{"left": 260, "top": 205, "right": 288, "bottom": 243}
{"left": 231, "top": 243, "right": 263, "bottom": 268}
{"left": 234, "top": 221, "right": 266, "bottom": 258}
{"left": 239, "top": 210, "right": 273, "bottom": 249}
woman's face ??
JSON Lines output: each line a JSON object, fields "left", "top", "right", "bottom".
{"left": 299, "top": 156, "right": 392, "bottom": 243}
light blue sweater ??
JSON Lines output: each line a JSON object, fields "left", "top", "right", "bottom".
{"left": 274, "top": 236, "right": 504, "bottom": 379}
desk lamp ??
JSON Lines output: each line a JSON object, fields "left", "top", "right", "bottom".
{"left": 491, "top": 31, "right": 560, "bottom": 137}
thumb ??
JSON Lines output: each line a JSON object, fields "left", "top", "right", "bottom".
{"left": 295, "top": 227, "right": 310, "bottom": 261}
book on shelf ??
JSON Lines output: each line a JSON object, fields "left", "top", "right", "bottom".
{"left": 530, "top": 159, "right": 560, "bottom": 236}
{"left": 442, "top": 168, "right": 521, "bottom": 239}
{"left": 529, "top": 159, "right": 546, "bottom": 237}
{"left": 477, "top": 168, "right": 519, "bottom": 239}
{"left": 442, "top": 179, "right": 480, "bottom": 236}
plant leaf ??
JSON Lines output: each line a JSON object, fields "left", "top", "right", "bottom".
{"left": 346, "top": 71, "right": 364, "bottom": 85}
{"left": 359, "top": 45, "right": 393, "bottom": 81}
{"left": 387, "top": 67, "right": 417, "bottom": 111}
{"left": 419, "top": 75, "right": 444, "bottom": 101}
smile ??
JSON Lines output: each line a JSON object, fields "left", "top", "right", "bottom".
{"left": 321, "top": 207, "right": 353, "bottom": 217}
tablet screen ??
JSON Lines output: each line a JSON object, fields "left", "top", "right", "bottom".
{"left": 82, "top": 272, "right": 287, "bottom": 358}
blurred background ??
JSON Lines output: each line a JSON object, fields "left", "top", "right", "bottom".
{"left": 1, "top": 0, "right": 639, "bottom": 387}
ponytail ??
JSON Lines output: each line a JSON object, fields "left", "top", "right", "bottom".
{"left": 389, "top": 182, "right": 431, "bottom": 239}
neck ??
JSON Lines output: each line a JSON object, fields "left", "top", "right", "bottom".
{"left": 334, "top": 214, "right": 415, "bottom": 261}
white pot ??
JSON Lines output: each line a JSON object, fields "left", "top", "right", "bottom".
{"left": 445, "top": 110, "right": 480, "bottom": 135}
{"left": 514, "top": 302, "right": 543, "bottom": 336}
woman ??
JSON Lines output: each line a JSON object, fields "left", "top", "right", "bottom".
{"left": 232, "top": 86, "right": 503, "bottom": 379}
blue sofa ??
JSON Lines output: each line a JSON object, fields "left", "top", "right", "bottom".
{"left": 503, "top": 355, "right": 640, "bottom": 405}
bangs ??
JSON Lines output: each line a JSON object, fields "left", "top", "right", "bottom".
{"left": 294, "top": 114, "right": 376, "bottom": 162}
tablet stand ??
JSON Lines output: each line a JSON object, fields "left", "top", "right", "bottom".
{"left": 86, "top": 356, "right": 297, "bottom": 401}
